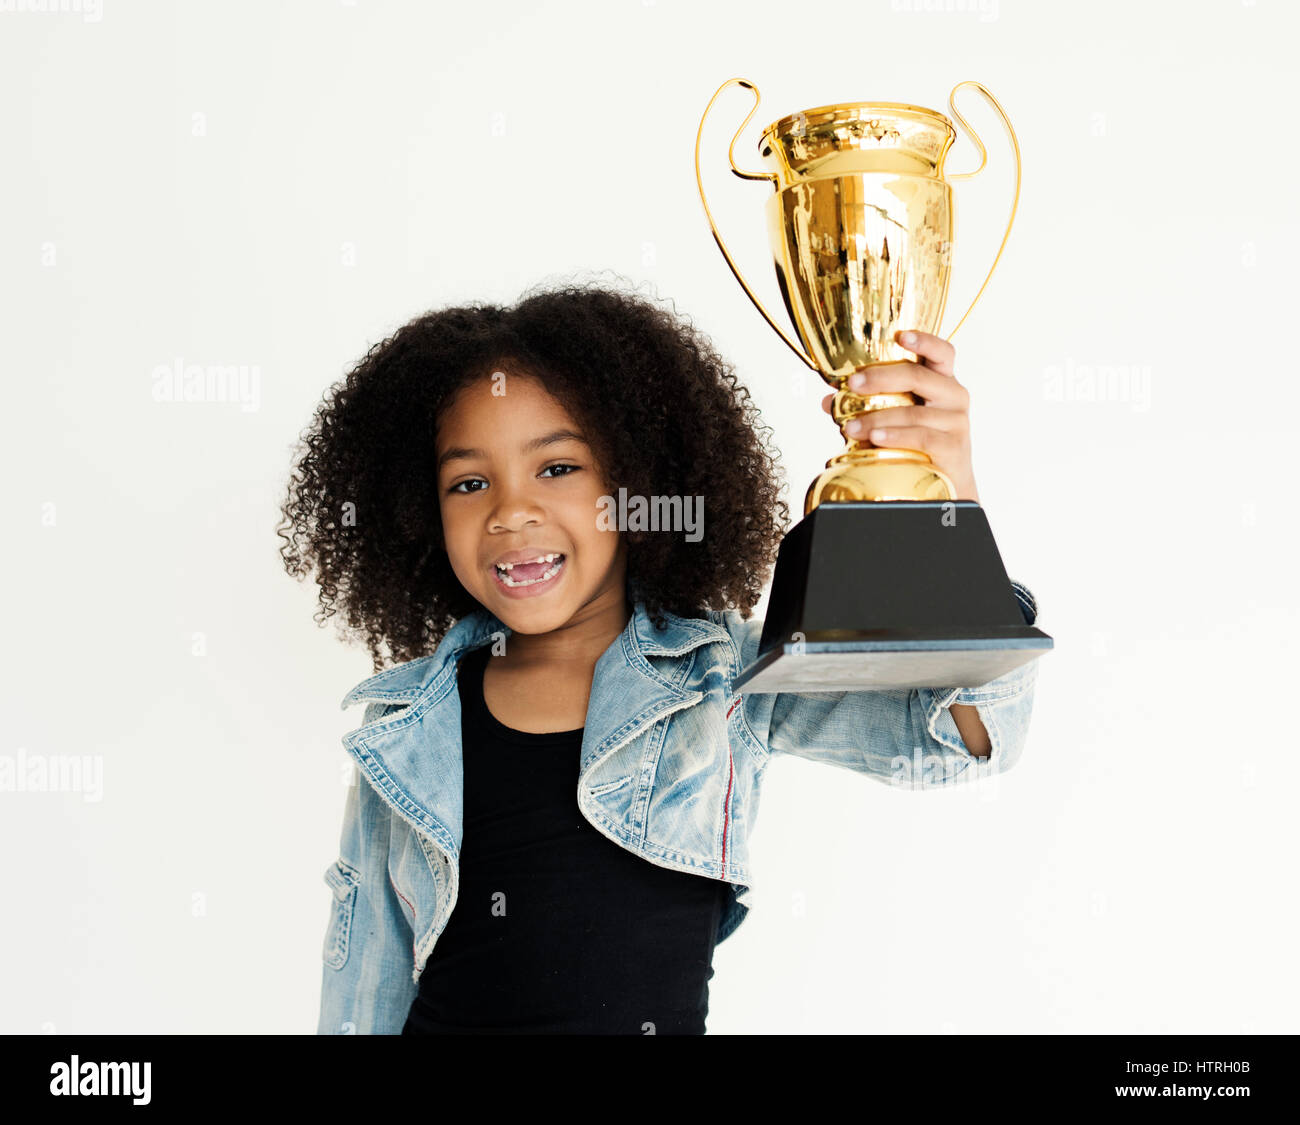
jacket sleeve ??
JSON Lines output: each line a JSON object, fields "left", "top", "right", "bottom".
{"left": 317, "top": 702, "right": 420, "bottom": 1034}
{"left": 733, "top": 580, "right": 1042, "bottom": 789}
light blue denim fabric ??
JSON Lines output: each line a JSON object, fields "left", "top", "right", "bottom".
{"left": 317, "top": 581, "right": 1042, "bottom": 1033}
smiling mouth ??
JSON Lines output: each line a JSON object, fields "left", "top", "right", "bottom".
{"left": 493, "top": 553, "right": 566, "bottom": 587}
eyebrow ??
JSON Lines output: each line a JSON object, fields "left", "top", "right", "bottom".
{"left": 436, "top": 428, "right": 589, "bottom": 471}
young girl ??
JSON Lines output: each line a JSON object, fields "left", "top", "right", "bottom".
{"left": 278, "top": 281, "right": 1041, "bottom": 1035}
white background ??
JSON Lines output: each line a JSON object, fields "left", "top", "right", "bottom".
{"left": 2, "top": 0, "right": 1295, "bottom": 1034}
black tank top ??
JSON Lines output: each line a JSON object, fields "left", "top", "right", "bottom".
{"left": 401, "top": 642, "right": 729, "bottom": 1035}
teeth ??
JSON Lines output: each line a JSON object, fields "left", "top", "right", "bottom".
{"left": 495, "top": 552, "right": 561, "bottom": 571}
{"left": 495, "top": 554, "right": 564, "bottom": 587}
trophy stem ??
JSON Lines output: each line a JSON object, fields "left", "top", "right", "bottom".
{"left": 803, "top": 388, "right": 955, "bottom": 513}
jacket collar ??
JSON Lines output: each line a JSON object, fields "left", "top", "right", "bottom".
{"left": 339, "top": 599, "right": 730, "bottom": 711}
{"left": 336, "top": 601, "right": 733, "bottom": 860}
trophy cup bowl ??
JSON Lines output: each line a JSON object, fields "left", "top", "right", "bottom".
{"left": 696, "top": 77, "right": 1053, "bottom": 693}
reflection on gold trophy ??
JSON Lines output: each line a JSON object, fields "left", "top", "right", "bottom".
{"left": 695, "top": 78, "right": 1021, "bottom": 513}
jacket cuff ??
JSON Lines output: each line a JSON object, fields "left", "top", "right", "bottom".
{"left": 931, "top": 578, "right": 1041, "bottom": 707}
{"left": 1010, "top": 579, "right": 1038, "bottom": 627}
{"left": 919, "top": 660, "right": 1039, "bottom": 771}
{"left": 918, "top": 579, "right": 1041, "bottom": 767}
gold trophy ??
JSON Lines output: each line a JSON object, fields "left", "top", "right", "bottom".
{"left": 696, "top": 77, "right": 1052, "bottom": 693}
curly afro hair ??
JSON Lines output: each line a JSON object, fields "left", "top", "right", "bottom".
{"left": 277, "top": 278, "right": 791, "bottom": 672}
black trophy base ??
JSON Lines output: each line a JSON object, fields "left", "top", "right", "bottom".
{"left": 733, "top": 501, "right": 1053, "bottom": 694}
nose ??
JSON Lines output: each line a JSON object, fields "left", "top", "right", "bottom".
{"left": 487, "top": 473, "right": 545, "bottom": 533}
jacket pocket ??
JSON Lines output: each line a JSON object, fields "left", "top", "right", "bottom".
{"left": 322, "top": 857, "right": 361, "bottom": 971}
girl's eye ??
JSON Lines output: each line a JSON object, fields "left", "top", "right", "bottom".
{"left": 447, "top": 463, "right": 579, "bottom": 494}
{"left": 448, "top": 479, "right": 486, "bottom": 494}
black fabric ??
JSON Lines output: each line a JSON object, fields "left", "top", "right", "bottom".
{"left": 401, "top": 643, "right": 729, "bottom": 1035}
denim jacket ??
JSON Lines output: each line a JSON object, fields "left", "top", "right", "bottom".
{"left": 317, "top": 581, "right": 1041, "bottom": 1033}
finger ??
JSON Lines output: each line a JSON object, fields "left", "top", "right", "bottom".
{"left": 843, "top": 405, "right": 969, "bottom": 440}
{"left": 844, "top": 362, "right": 969, "bottom": 411}
{"left": 895, "top": 330, "right": 955, "bottom": 375}
{"left": 859, "top": 424, "right": 961, "bottom": 459}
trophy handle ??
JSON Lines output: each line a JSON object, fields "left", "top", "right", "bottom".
{"left": 695, "top": 78, "right": 819, "bottom": 372}
{"left": 942, "top": 80, "right": 1022, "bottom": 341}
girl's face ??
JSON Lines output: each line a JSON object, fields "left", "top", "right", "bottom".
{"left": 435, "top": 372, "right": 627, "bottom": 635}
